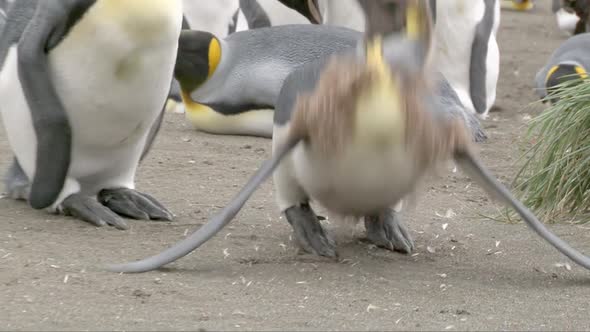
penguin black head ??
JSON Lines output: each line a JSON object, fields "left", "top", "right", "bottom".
{"left": 174, "top": 30, "right": 221, "bottom": 94}
{"left": 545, "top": 63, "right": 587, "bottom": 103}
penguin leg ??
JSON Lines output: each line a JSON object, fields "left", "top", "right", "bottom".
{"left": 61, "top": 193, "right": 129, "bottom": 230}
{"left": 98, "top": 188, "right": 174, "bottom": 221}
{"left": 3, "top": 157, "right": 31, "bottom": 201}
{"left": 363, "top": 203, "right": 414, "bottom": 254}
{"left": 285, "top": 202, "right": 337, "bottom": 257}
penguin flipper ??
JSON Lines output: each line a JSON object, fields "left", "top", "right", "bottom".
{"left": 17, "top": 2, "right": 94, "bottom": 209}
{"left": 469, "top": 0, "right": 498, "bottom": 116}
{"left": 140, "top": 104, "right": 166, "bottom": 162}
{"left": 239, "top": 0, "right": 272, "bottom": 30}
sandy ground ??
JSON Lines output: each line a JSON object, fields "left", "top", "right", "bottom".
{"left": 1, "top": 2, "right": 590, "bottom": 331}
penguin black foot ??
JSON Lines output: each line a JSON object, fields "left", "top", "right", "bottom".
{"left": 285, "top": 203, "right": 337, "bottom": 258}
{"left": 3, "top": 158, "right": 30, "bottom": 201}
{"left": 364, "top": 208, "right": 414, "bottom": 254}
{"left": 62, "top": 193, "right": 129, "bottom": 230}
{"left": 98, "top": 188, "right": 174, "bottom": 222}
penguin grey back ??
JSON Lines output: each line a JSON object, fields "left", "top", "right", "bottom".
{"left": 197, "top": 24, "right": 362, "bottom": 111}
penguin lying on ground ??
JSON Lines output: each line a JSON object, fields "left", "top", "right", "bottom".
{"left": 165, "top": 0, "right": 323, "bottom": 116}
{"left": 175, "top": 25, "right": 361, "bottom": 137}
{"left": 534, "top": 32, "right": 590, "bottom": 103}
{"left": 104, "top": 0, "right": 590, "bottom": 274}
{"left": 0, "top": 0, "right": 181, "bottom": 229}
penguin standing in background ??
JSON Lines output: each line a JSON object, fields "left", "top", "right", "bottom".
{"left": 182, "top": 0, "right": 239, "bottom": 38}
{"left": 0, "top": 0, "right": 181, "bottom": 229}
{"left": 553, "top": 0, "right": 581, "bottom": 35}
{"left": 228, "top": 0, "right": 315, "bottom": 34}
{"left": 431, "top": 0, "right": 501, "bottom": 118}
{"left": 555, "top": 0, "right": 590, "bottom": 35}
{"left": 534, "top": 32, "right": 590, "bottom": 103}
{"left": 228, "top": 0, "right": 361, "bottom": 34}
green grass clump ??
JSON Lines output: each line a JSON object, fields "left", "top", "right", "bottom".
{"left": 513, "top": 77, "right": 590, "bottom": 223}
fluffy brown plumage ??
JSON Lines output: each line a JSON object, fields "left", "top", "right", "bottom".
{"left": 287, "top": 47, "right": 473, "bottom": 178}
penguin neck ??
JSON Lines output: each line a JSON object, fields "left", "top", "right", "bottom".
{"left": 188, "top": 38, "right": 231, "bottom": 103}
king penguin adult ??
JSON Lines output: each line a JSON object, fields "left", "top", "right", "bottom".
{"left": 0, "top": 0, "right": 181, "bottom": 229}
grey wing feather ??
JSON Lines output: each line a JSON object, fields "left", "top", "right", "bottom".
{"left": 140, "top": 106, "right": 166, "bottom": 162}
{"left": 469, "top": 0, "right": 497, "bottom": 115}
{"left": 434, "top": 74, "right": 487, "bottom": 143}
{"left": 13, "top": 1, "right": 75, "bottom": 209}
{"left": 274, "top": 55, "right": 334, "bottom": 126}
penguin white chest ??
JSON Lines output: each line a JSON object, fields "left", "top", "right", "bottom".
{"left": 293, "top": 143, "right": 422, "bottom": 216}
{"left": 47, "top": 0, "right": 183, "bottom": 148}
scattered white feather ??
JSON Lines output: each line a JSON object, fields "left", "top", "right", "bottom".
{"left": 223, "top": 248, "right": 230, "bottom": 259}
{"left": 555, "top": 263, "right": 572, "bottom": 271}
{"left": 436, "top": 209, "right": 456, "bottom": 219}
{"left": 366, "top": 304, "right": 379, "bottom": 312}
{"left": 442, "top": 223, "right": 449, "bottom": 230}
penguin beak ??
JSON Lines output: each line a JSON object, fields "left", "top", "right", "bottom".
{"left": 278, "top": 0, "right": 323, "bottom": 24}
{"left": 306, "top": 0, "right": 323, "bottom": 24}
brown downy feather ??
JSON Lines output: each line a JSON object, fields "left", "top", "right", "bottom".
{"left": 289, "top": 51, "right": 473, "bottom": 175}
{"left": 288, "top": 55, "right": 372, "bottom": 156}
{"left": 401, "top": 76, "right": 473, "bottom": 172}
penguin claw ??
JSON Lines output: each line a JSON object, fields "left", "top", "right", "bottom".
{"left": 285, "top": 203, "right": 338, "bottom": 258}
{"left": 365, "top": 208, "right": 415, "bottom": 254}
{"left": 61, "top": 193, "right": 128, "bottom": 230}
{"left": 98, "top": 188, "right": 174, "bottom": 222}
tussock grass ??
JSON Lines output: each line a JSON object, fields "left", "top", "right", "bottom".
{"left": 512, "top": 77, "right": 590, "bottom": 224}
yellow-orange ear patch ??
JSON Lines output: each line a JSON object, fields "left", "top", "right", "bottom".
{"left": 545, "top": 65, "right": 560, "bottom": 84}
{"left": 575, "top": 66, "right": 588, "bottom": 79}
{"left": 208, "top": 38, "right": 221, "bottom": 78}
